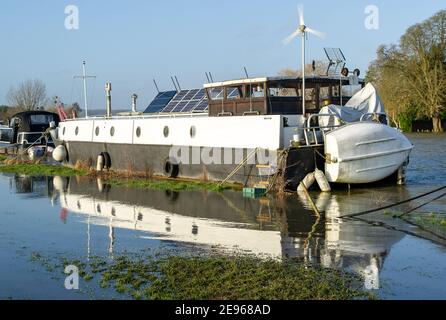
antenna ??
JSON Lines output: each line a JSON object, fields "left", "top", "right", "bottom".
{"left": 324, "top": 48, "right": 358, "bottom": 105}
{"left": 174, "top": 76, "right": 182, "bottom": 91}
{"left": 283, "top": 4, "right": 325, "bottom": 118}
{"left": 73, "top": 61, "right": 96, "bottom": 118}
{"left": 324, "top": 48, "right": 346, "bottom": 76}
{"left": 205, "top": 72, "right": 211, "bottom": 83}
{"left": 171, "top": 76, "right": 179, "bottom": 92}
{"left": 153, "top": 79, "right": 160, "bottom": 94}
{"left": 208, "top": 72, "right": 214, "bottom": 83}
{"left": 243, "top": 67, "right": 249, "bottom": 79}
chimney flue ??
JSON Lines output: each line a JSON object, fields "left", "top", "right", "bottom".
{"left": 131, "top": 94, "right": 138, "bottom": 113}
{"left": 105, "top": 82, "right": 112, "bottom": 118}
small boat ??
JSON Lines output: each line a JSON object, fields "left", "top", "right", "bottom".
{"left": 324, "top": 122, "right": 413, "bottom": 184}
{"left": 0, "top": 111, "right": 60, "bottom": 156}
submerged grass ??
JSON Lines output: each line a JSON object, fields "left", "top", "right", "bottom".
{"left": 412, "top": 213, "right": 446, "bottom": 229}
{"left": 31, "top": 253, "right": 375, "bottom": 300}
{"left": 0, "top": 162, "right": 87, "bottom": 177}
{"left": 0, "top": 157, "right": 240, "bottom": 192}
{"left": 104, "top": 177, "right": 240, "bottom": 192}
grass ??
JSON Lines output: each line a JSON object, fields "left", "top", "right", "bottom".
{"left": 0, "top": 162, "right": 87, "bottom": 177}
{"left": 32, "top": 253, "right": 375, "bottom": 300}
{"left": 413, "top": 213, "right": 446, "bottom": 229}
{"left": 0, "top": 156, "right": 240, "bottom": 192}
{"left": 105, "top": 177, "right": 241, "bottom": 192}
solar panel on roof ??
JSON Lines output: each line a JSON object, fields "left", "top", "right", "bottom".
{"left": 144, "top": 91, "right": 177, "bottom": 113}
{"left": 159, "top": 88, "right": 208, "bottom": 113}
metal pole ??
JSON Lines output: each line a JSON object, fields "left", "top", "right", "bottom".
{"left": 243, "top": 67, "right": 249, "bottom": 79}
{"left": 340, "top": 75, "right": 343, "bottom": 106}
{"left": 301, "top": 33, "right": 306, "bottom": 118}
{"left": 82, "top": 61, "right": 89, "bottom": 118}
{"left": 106, "top": 82, "right": 112, "bottom": 118}
{"left": 153, "top": 79, "right": 160, "bottom": 94}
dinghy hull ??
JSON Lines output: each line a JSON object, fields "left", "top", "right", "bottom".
{"left": 324, "top": 122, "right": 413, "bottom": 184}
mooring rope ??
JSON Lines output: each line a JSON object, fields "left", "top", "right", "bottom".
{"left": 396, "top": 191, "right": 446, "bottom": 218}
{"left": 338, "top": 185, "right": 446, "bottom": 219}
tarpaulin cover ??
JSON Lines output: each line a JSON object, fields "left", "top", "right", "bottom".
{"left": 318, "top": 83, "right": 386, "bottom": 127}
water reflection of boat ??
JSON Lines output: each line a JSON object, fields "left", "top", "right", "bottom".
{"left": 49, "top": 176, "right": 409, "bottom": 289}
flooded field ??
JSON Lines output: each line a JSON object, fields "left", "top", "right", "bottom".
{"left": 0, "top": 133, "right": 445, "bottom": 300}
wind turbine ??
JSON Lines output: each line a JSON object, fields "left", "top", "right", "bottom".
{"left": 283, "top": 5, "right": 325, "bottom": 117}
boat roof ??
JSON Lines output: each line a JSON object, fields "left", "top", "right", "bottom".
{"left": 203, "top": 76, "right": 364, "bottom": 88}
{"left": 10, "top": 110, "right": 59, "bottom": 119}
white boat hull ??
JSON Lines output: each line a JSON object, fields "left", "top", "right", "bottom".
{"left": 324, "top": 122, "right": 413, "bottom": 184}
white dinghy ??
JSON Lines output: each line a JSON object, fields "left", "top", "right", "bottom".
{"left": 317, "top": 84, "right": 413, "bottom": 184}
{"left": 324, "top": 122, "right": 413, "bottom": 184}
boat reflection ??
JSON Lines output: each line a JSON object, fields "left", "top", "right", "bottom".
{"left": 43, "top": 176, "right": 412, "bottom": 290}
{"left": 5, "top": 174, "right": 421, "bottom": 289}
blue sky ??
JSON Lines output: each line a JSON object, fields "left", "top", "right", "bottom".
{"left": 0, "top": 0, "right": 444, "bottom": 109}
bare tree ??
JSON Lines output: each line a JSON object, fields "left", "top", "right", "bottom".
{"left": 279, "top": 60, "right": 328, "bottom": 77}
{"left": 6, "top": 79, "right": 48, "bottom": 111}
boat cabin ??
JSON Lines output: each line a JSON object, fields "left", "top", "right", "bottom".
{"left": 204, "top": 76, "right": 365, "bottom": 117}
{"left": 2, "top": 111, "right": 60, "bottom": 146}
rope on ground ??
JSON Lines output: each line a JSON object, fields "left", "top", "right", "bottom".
{"left": 396, "top": 192, "right": 446, "bottom": 218}
{"left": 338, "top": 185, "right": 446, "bottom": 219}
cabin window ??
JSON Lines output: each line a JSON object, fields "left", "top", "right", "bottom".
{"left": 268, "top": 85, "right": 298, "bottom": 97}
{"left": 320, "top": 86, "right": 332, "bottom": 106}
{"left": 75, "top": 127, "right": 79, "bottom": 136}
{"left": 207, "top": 88, "right": 224, "bottom": 101}
{"left": 247, "top": 84, "right": 265, "bottom": 98}
{"left": 298, "top": 87, "right": 317, "bottom": 110}
{"left": 226, "top": 86, "right": 243, "bottom": 100}
{"left": 62, "top": 127, "right": 66, "bottom": 135}
{"left": 95, "top": 127, "right": 100, "bottom": 136}
{"left": 163, "top": 126, "right": 169, "bottom": 137}
{"left": 136, "top": 127, "right": 141, "bottom": 137}
{"left": 110, "top": 127, "right": 115, "bottom": 137}
{"left": 30, "top": 114, "right": 54, "bottom": 125}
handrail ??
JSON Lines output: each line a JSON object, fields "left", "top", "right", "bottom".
{"left": 306, "top": 113, "right": 342, "bottom": 128}
{"left": 360, "top": 112, "right": 387, "bottom": 122}
{"left": 65, "top": 112, "right": 209, "bottom": 122}
{"left": 303, "top": 114, "right": 343, "bottom": 146}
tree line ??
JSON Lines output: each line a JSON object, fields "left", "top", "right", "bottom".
{"left": 366, "top": 10, "right": 446, "bottom": 132}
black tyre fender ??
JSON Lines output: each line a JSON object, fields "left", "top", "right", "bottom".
{"left": 163, "top": 158, "right": 179, "bottom": 178}
{"left": 100, "top": 152, "right": 112, "bottom": 169}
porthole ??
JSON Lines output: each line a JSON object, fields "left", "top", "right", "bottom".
{"left": 190, "top": 126, "right": 196, "bottom": 138}
{"left": 75, "top": 127, "right": 79, "bottom": 136}
{"left": 136, "top": 127, "right": 141, "bottom": 137}
{"left": 96, "top": 204, "right": 101, "bottom": 213}
{"left": 62, "top": 127, "right": 66, "bottom": 135}
{"left": 163, "top": 126, "right": 169, "bottom": 138}
{"left": 111, "top": 207, "right": 116, "bottom": 217}
{"left": 110, "top": 126, "right": 115, "bottom": 136}
{"left": 95, "top": 126, "right": 100, "bottom": 136}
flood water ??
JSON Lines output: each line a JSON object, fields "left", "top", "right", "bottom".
{"left": 0, "top": 134, "right": 445, "bottom": 300}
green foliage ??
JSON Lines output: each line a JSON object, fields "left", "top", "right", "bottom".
{"left": 33, "top": 253, "right": 375, "bottom": 300}
{"left": 367, "top": 10, "right": 446, "bottom": 132}
{"left": 0, "top": 163, "right": 87, "bottom": 177}
{"left": 105, "top": 178, "right": 240, "bottom": 192}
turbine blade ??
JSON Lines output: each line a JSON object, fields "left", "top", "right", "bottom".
{"left": 306, "top": 27, "right": 326, "bottom": 39}
{"left": 298, "top": 4, "right": 305, "bottom": 26}
{"left": 283, "top": 29, "right": 302, "bottom": 45}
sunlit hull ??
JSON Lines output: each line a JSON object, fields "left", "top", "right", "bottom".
{"left": 324, "top": 122, "right": 413, "bottom": 184}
